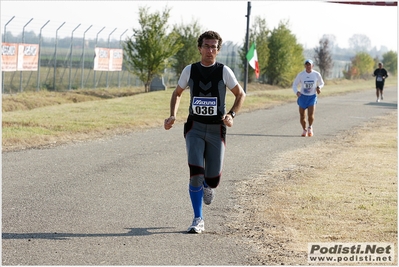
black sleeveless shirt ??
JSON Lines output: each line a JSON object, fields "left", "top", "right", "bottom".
{"left": 187, "top": 62, "right": 227, "bottom": 124}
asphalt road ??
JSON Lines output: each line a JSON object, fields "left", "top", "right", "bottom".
{"left": 2, "top": 87, "right": 397, "bottom": 265}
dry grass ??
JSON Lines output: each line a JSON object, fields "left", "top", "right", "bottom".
{"left": 3, "top": 78, "right": 397, "bottom": 152}
{"left": 2, "top": 90, "right": 180, "bottom": 151}
{"left": 1, "top": 87, "right": 145, "bottom": 112}
{"left": 231, "top": 111, "right": 397, "bottom": 265}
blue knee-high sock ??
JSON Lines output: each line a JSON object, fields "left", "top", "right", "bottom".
{"left": 189, "top": 184, "right": 203, "bottom": 219}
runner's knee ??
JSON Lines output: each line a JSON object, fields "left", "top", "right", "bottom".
{"left": 190, "top": 175, "right": 204, "bottom": 187}
{"left": 205, "top": 176, "right": 221, "bottom": 188}
{"left": 189, "top": 164, "right": 205, "bottom": 187}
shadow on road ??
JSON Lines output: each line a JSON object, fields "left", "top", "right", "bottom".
{"left": 229, "top": 134, "right": 299, "bottom": 137}
{"left": 365, "top": 101, "right": 397, "bottom": 109}
{"left": 2, "top": 227, "right": 185, "bottom": 240}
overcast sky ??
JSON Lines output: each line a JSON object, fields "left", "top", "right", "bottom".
{"left": 1, "top": 0, "right": 397, "bottom": 51}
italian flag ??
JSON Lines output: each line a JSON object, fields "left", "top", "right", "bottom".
{"left": 246, "top": 43, "right": 259, "bottom": 79}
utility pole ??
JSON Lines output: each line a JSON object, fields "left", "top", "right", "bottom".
{"left": 244, "top": 1, "right": 251, "bottom": 93}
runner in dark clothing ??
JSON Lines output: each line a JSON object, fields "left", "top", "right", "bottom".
{"left": 373, "top": 62, "right": 388, "bottom": 102}
{"left": 164, "top": 31, "right": 245, "bottom": 233}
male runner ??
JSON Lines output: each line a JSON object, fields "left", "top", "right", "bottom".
{"left": 373, "top": 62, "right": 388, "bottom": 102}
{"left": 164, "top": 31, "right": 245, "bottom": 233}
{"left": 292, "top": 59, "right": 324, "bottom": 137}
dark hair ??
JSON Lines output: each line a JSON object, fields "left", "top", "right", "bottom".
{"left": 197, "top": 31, "right": 223, "bottom": 50}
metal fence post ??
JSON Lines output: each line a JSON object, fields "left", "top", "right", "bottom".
{"left": 2, "top": 16, "right": 15, "bottom": 94}
{"left": 244, "top": 1, "right": 251, "bottom": 93}
{"left": 68, "top": 23, "right": 81, "bottom": 90}
{"left": 20, "top": 18, "right": 33, "bottom": 93}
{"left": 37, "top": 20, "right": 50, "bottom": 92}
{"left": 106, "top": 28, "right": 117, "bottom": 88}
{"left": 53, "top": 22, "right": 65, "bottom": 91}
{"left": 94, "top": 27, "right": 105, "bottom": 89}
{"left": 118, "top": 29, "right": 128, "bottom": 88}
{"left": 81, "top": 25, "right": 92, "bottom": 89}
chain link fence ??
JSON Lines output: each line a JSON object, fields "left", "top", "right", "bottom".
{"left": 1, "top": 20, "right": 243, "bottom": 94}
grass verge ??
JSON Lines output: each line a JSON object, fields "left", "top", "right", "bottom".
{"left": 2, "top": 77, "right": 397, "bottom": 151}
{"left": 231, "top": 111, "right": 397, "bottom": 265}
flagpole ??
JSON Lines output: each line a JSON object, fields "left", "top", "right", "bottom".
{"left": 243, "top": 1, "right": 251, "bottom": 93}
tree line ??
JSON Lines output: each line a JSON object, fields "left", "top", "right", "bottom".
{"left": 122, "top": 6, "right": 397, "bottom": 91}
{"left": 240, "top": 18, "right": 397, "bottom": 86}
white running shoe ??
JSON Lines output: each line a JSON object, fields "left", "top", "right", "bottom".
{"left": 308, "top": 126, "right": 313, "bottom": 137}
{"left": 187, "top": 217, "right": 205, "bottom": 233}
{"left": 376, "top": 98, "right": 380, "bottom": 102}
{"left": 203, "top": 186, "right": 215, "bottom": 205}
{"left": 381, "top": 95, "right": 384, "bottom": 100}
{"left": 301, "top": 129, "right": 308, "bottom": 137}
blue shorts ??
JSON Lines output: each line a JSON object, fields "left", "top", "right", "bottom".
{"left": 297, "top": 94, "right": 317, "bottom": 109}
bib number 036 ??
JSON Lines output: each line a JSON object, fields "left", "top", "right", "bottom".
{"left": 192, "top": 96, "right": 217, "bottom": 116}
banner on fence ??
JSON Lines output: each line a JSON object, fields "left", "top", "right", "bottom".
{"left": 110, "top": 49, "right": 123, "bottom": 71}
{"left": 18, "top": 44, "right": 39, "bottom": 71}
{"left": 1, "top": 43, "right": 18, "bottom": 71}
{"left": 94, "top": 47, "right": 109, "bottom": 71}
{"left": 94, "top": 47, "right": 123, "bottom": 71}
{"left": 1, "top": 43, "right": 39, "bottom": 71}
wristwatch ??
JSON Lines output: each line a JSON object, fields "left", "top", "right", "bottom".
{"left": 228, "top": 111, "right": 236, "bottom": 118}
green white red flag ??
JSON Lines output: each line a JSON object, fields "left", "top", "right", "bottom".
{"left": 246, "top": 43, "right": 259, "bottom": 79}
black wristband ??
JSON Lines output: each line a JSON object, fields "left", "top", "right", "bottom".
{"left": 228, "top": 111, "right": 236, "bottom": 118}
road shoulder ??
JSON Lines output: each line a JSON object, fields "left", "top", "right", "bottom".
{"left": 226, "top": 111, "right": 398, "bottom": 265}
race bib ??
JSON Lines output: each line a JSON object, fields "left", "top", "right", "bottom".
{"left": 304, "top": 80, "right": 314, "bottom": 93}
{"left": 377, "top": 76, "right": 383, "bottom": 82}
{"left": 192, "top": 96, "right": 217, "bottom": 116}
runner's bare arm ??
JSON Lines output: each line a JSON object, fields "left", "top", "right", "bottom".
{"left": 223, "top": 84, "right": 246, "bottom": 127}
{"left": 164, "top": 85, "right": 185, "bottom": 130}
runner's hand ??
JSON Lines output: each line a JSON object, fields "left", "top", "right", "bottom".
{"left": 164, "top": 116, "right": 175, "bottom": 130}
{"left": 223, "top": 114, "right": 234, "bottom": 127}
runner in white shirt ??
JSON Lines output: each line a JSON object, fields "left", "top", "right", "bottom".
{"left": 292, "top": 59, "right": 324, "bottom": 137}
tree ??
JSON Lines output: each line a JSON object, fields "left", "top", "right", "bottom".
{"left": 123, "top": 6, "right": 183, "bottom": 92}
{"left": 265, "top": 21, "right": 304, "bottom": 87}
{"left": 343, "top": 52, "right": 374, "bottom": 79}
{"left": 321, "top": 34, "right": 337, "bottom": 49}
{"left": 314, "top": 37, "right": 334, "bottom": 78}
{"left": 382, "top": 50, "right": 397, "bottom": 75}
{"left": 171, "top": 20, "right": 203, "bottom": 77}
{"left": 239, "top": 16, "right": 270, "bottom": 83}
{"left": 348, "top": 34, "right": 371, "bottom": 52}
